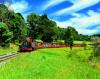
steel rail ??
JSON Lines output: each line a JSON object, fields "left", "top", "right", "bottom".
{"left": 0, "top": 52, "right": 19, "bottom": 62}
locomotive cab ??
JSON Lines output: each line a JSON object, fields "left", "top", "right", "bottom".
{"left": 19, "top": 37, "right": 33, "bottom": 52}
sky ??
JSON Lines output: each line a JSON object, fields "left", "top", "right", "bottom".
{"left": 0, "top": 0, "right": 100, "bottom": 35}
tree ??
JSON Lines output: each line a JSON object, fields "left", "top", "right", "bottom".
{"left": 63, "top": 26, "right": 78, "bottom": 40}
{"left": 55, "top": 27, "right": 65, "bottom": 40}
{"left": 92, "top": 34, "right": 100, "bottom": 37}
{"left": 0, "top": 22, "right": 12, "bottom": 47}
{"left": 64, "top": 27, "right": 74, "bottom": 50}
{"left": 27, "top": 13, "right": 57, "bottom": 42}
{"left": 0, "top": 4, "right": 9, "bottom": 22}
{"left": 27, "top": 13, "right": 40, "bottom": 39}
{"left": 78, "top": 34, "right": 90, "bottom": 41}
{"left": 70, "top": 27, "right": 78, "bottom": 40}
{"left": 0, "top": 4, "right": 28, "bottom": 43}
{"left": 39, "top": 14, "right": 57, "bottom": 42}
{"left": 4, "top": 12, "right": 28, "bottom": 42}
{"left": 9, "top": 13, "right": 28, "bottom": 42}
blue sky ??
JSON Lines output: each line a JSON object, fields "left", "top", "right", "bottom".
{"left": 1, "top": 0, "right": 100, "bottom": 35}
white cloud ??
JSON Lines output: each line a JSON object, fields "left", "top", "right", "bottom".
{"left": 56, "top": 20, "right": 99, "bottom": 35}
{"left": 54, "top": 10, "right": 100, "bottom": 35}
{"left": 56, "top": 20, "right": 72, "bottom": 28}
{"left": 10, "top": 0, "right": 30, "bottom": 13}
{"left": 70, "top": 11, "right": 100, "bottom": 29}
{"left": 52, "top": 0, "right": 100, "bottom": 15}
{"left": 42, "top": 0, "right": 66, "bottom": 11}
{"left": 71, "top": 13, "right": 82, "bottom": 18}
{"left": 77, "top": 29, "right": 98, "bottom": 35}
{"left": 3, "top": 0, "right": 13, "bottom": 10}
{"left": 56, "top": 11, "right": 100, "bottom": 29}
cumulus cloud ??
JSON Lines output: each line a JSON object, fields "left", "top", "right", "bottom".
{"left": 55, "top": 10, "right": 100, "bottom": 35}
{"left": 56, "top": 20, "right": 72, "bottom": 28}
{"left": 77, "top": 29, "right": 98, "bottom": 35}
{"left": 56, "top": 20, "right": 99, "bottom": 35}
{"left": 52, "top": 0, "right": 100, "bottom": 15}
{"left": 42, "top": 0, "right": 66, "bottom": 11}
{"left": 10, "top": 0, "right": 31, "bottom": 13}
{"left": 71, "top": 11, "right": 100, "bottom": 29}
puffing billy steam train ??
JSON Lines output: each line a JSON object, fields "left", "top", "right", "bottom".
{"left": 19, "top": 37, "right": 87, "bottom": 51}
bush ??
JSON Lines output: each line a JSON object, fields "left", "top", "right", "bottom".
{"left": 94, "top": 45, "right": 100, "bottom": 56}
{"left": 91, "top": 37, "right": 100, "bottom": 56}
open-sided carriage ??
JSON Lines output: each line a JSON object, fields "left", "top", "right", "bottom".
{"left": 19, "top": 37, "right": 87, "bottom": 52}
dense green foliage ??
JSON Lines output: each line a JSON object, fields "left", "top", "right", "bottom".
{"left": 9, "top": 13, "right": 28, "bottom": 42}
{"left": 78, "top": 34, "right": 91, "bottom": 41}
{"left": 0, "top": 22, "right": 12, "bottom": 46}
{"left": 27, "top": 13, "right": 57, "bottom": 42}
{"left": 0, "top": 4, "right": 29, "bottom": 45}
{"left": 91, "top": 37, "right": 100, "bottom": 56}
{"left": 92, "top": 34, "right": 100, "bottom": 37}
{"left": 64, "top": 27, "right": 73, "bottom": 43}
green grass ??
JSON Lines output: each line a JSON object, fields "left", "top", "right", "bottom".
{"left": 74, "top": 41, "right": 92, "bottom": 44}
{"left": 0, "top": 44, "right": 18, "bottom": 55}
{"left": 0, "top": 46, "right": 100, "bottom": 79}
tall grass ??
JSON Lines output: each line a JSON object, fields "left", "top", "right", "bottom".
{"left": 0, "top": 46, "right": 100, "bottom": 79}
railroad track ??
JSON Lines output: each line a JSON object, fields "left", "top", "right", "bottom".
{"left": 0, "top": 52, "right": 19, "bottom": 62}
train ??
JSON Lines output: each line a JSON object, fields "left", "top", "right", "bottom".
{"left": 19, "top": 37, "right": 87, "bottom": 52}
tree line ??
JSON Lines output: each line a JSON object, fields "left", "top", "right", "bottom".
{"left": 0, "top": 4, "right": 91, "bottom": 47}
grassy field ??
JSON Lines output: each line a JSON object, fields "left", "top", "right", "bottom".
{"left": 0, "top": 44, "right": 18, "bottom": 55}
{"left": 74, "top": 41, "right": 93, "bottom": 44}
{"left": 0, "top": 45, "right": 100, "bottom": 79}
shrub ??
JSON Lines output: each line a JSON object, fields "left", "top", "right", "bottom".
{"left": 91, "top": 37, "right": 100, "bottom": 56}
{"left": 94, "top": 45, "right": 100, "bottom": 56}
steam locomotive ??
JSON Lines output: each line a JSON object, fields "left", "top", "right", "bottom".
{"left": 19, "top": 37, "right": 87, "bottom": 52}
{"left": 19, "top": 37, "right": 34, "bottom": 51}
